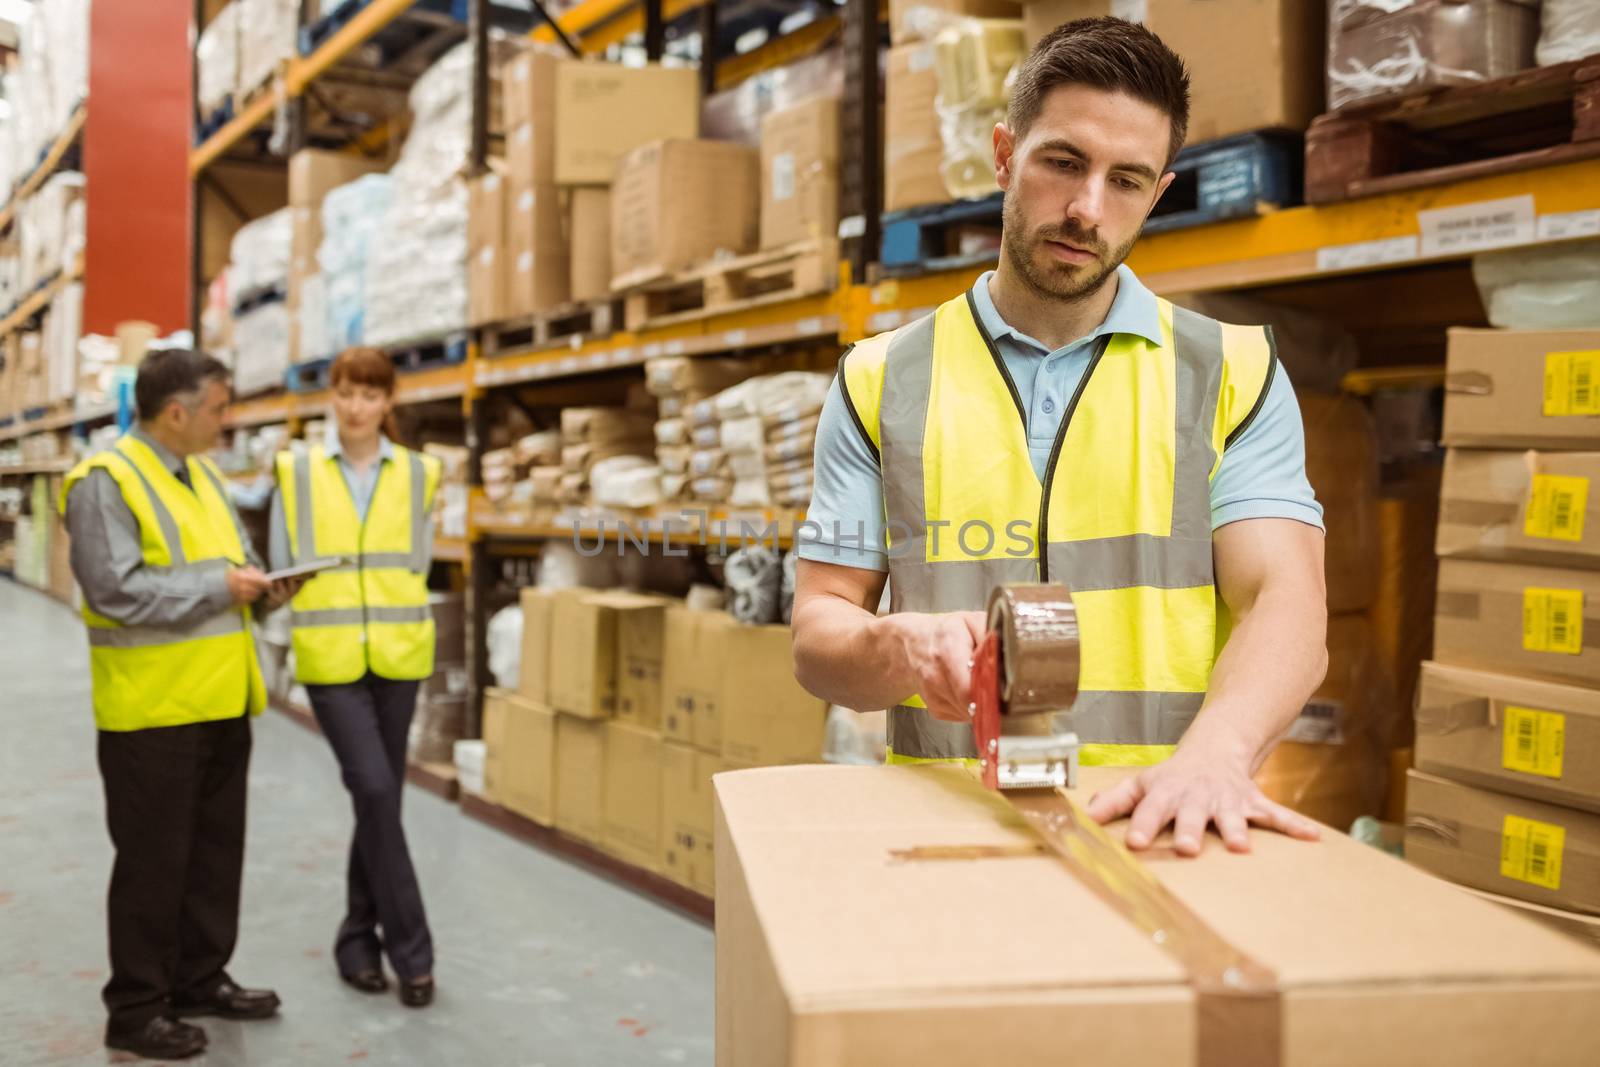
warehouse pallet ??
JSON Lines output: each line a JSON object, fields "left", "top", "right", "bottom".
{"left": 458, "top": 792, "right": 715, "bottom": 926}
{"left": 270, "top": 695, "right": 461, "bottom": 801}
{"left": 1306, "top": 57, "right": 1600, "bottom": 204}
{"left": 388, "top": 330, "right": 470, "bottom": 372}
{"left": 286, "top": 358, "right": 333, "bottom": 394}
{"left": 231, "top": 283, "right": 287, "bottom": 317}
{"left": 617, "top": 238, "right": 837, "bottom": 332}
{"left": 482, "top": 297, "right": 623, "bottom": 358}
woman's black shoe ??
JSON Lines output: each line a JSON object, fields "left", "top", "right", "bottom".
{"left": 399, "top": 977, "right": 434, "bottom": 1008}
{"left": 341, "top": 969, "right": 388, "bottom": 994}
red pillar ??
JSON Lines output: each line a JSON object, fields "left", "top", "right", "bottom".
{"left": 82, "top": 1, "right": 194, "bottom": 334}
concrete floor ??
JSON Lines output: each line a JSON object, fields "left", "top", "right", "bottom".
{"left": 0, "top": 579, "right": 715, "bottom": 1066}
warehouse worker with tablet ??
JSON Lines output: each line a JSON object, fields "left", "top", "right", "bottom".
{"left": 61, "top": 348, "right": 299, "bottom": 1061}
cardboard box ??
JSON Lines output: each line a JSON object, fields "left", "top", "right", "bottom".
{"left": 481, "top": 688, "right": 510, "bottom": 804}
{"left": 1415, "top": 660, "right": 1600, "bottom": 815}
{"left": 498, "top": 691, "right": 557, "bottom": 826}
{"left": 885, "top": 45, "right": 949, "bottom": 213}
{"left": 1443, "top": 328, "right": 1600, "bottom": 449}
{"left": 288, "top": 149, "right": 387, "bottom": 279}
{"left": 893, "top": 0, "right": 1023, "bottom": 42}
{"left": 719, "top": 624, "right": 828, "bottom": 767}
{"left": 615, "top": 595, "right": 669, "bottom": 731}
{"left": 469, "top": 171, "right": 509, "bottom": 326}
{"left": 547, "top": 589, "right": 632, "bottom": 719}
{"left": 601, "top": 721, "right": 663, "bottom": 871}
{"left": 1020, "top": 2, "right": 1326, "bottom": 141}
{"left": 554, "top": 61, "right": 699, "bottom": 186}
{"left": 717, "top": 764, "right": 1600, "bottom": 1065}
{"left": 502, "top": 50, "right": 559, "bottom": 183}
{"left": 610, "top": 140, "right": 759, "bottom": 288}
{"left": 759, "top": 95, "right": 840, "bottom": 251}
{"left": 1434, "top": 559, "right": 1600, "bottom": 688}
{"left": 518, "top": 585, "right": 557, "bottom": 705}
{"left": 661, "top": 606, "right": 737, "bottom": 751}
{"left": 1458, "top": 885, "right": 1600, "bottom": 953}
{"left": 506, "top": 180, "right": 570, "bottom": 316}
{"left": 1406, "top": 769, "right": 1600, "bottom": 916}
{"left": 1438, "top": 449, "right": 1600, "bottom": 571}
{"left": 554, "top": 714, "right": 607, "bottom": 846}
{"left": 660, "top": 742, "right": 720, "bottom": 895}
{"left": 567, "top": 186, "right": 611, "bottom": 303}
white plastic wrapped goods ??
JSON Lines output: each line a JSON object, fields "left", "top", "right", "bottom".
{"left": 1537, "top": 0, "right": 1600, "bottom": 67}
{"left": 364, "top": 44, "right": 475, "bottom": 346}
{"left": 730, "top": 476, "right": 772, "bottom": 508}
{"left": 931, "top": 17, "right": 1027, "bottom": 199}
{"left": 487, "top": 603, "right": 524, "bottom": 689}
{"left": 754, "top": 372, "right": 832, "bottom": 418}
{"left": 197, "top": 4, "right": 241, "bottom": 118}
{"left": 297, "top": 272, "right": 331, "bottom": 362}
{"left": 655, "top": 418, "right": 688, "bottom": 446}
{"left": 319, "top": 174, "right": 393, "bottom": 350}
{"left": 591, "top": 456, "right": 664, "bottom": 509}
{"left": 228, "top": 207, "right": 293, "bottom": 296}
{"left": 3, "top": 0, "right": 89, "bottom": 187}
{"left": 18, "top": 171, "right": 85, "bottom": 290}
{"left": 232, "top": 301, "right": 292, "bottom": 395}
{"left": 43, "top": 282, "right": 82, "bottom": 403}
{"left": 537, "top": 539, "right": 621, "bottom": 589}
{"left": 239, "top": 0, "right": 299, "bottom": 98}
{"left": 720, "top": 415, "right": 766, "bottom": 454}
{"left": 725, "top": 546, "right": 784, "bottom": 624}
{"left": 1472, "top": 241, "right": 1600, "bottom": 329}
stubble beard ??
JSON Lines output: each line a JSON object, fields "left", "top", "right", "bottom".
{"left": 1001, "top": 192, "right": 1140, "bottom": 304}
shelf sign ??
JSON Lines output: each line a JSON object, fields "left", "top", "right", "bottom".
{"left": 1316, "top": 235, "right": 1418, "bottom": 273}
{"left": 1537, "top": 210, "right": 1600, "bottom": 242}
{"left": 1418, "top": 195, "right": 1535, "bottom": 258}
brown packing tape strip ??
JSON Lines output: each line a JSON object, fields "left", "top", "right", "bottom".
{"left": 1445, "top": 370, "right": 1495, "bottom": 396}
{"left": 1438, "top": 499, "right": 1519, "bottom": 528}
{"left": 1414, "top": 693, "right": 1493, "bottom": 736}
{"left": 1435, "top": 591, "right": 1481, "bottom": 621}
{"left": 986, "top": 585, "right": 1081, "bottom": 716}
{"left": 909, "top": 770, "right": 1283, "bottom": 1067}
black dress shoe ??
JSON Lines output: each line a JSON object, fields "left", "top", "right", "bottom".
{"left": 105, "top": 1016, "right": 207, "bottom": 1060}
{"left": 398, "top": 977, "right": 434, "bottom": 1008}
{"left": 341, "top": 968, "right": 389, "bottom": 994}
{"left": 173, "top": 979, "right": 282, "bottom": 1020}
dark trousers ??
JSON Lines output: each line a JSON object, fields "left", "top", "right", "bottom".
{"left": 306, "top": 673, "right": 433, "bottom": 982}
{"left": 97, "top": 714, "right": 252, "bottom": 1036}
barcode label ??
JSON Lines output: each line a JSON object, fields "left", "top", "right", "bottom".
{"left": 1522, "top": 587, "right": 1585, "bottom": 655}
{"left": 1502, "top": 705, "right": 1566, "bottom": 779}
{"left": 1501, "top": 814, "right": 1565, "bottom": 891}
{"left": 1543, "top": 351, "right": 1600, "bottom": 416}
{"left": 1524, "top": 474, "right": 1589, "bottom": 542}
{"left": 1285, "top": 699, "right": 1345, "bottom": 744}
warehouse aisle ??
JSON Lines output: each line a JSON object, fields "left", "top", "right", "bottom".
{"left": 0, "top": 580, "right": 714, "bottom": 1066}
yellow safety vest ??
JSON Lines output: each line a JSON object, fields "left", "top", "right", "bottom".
{"left": 276, "top": 443, "right": 441, "bottom": 685}
{"left": 838, "top": 291, "right": 1276, "bottom": 767}
{"left": 60, "top": 435, "right": 267, "bottom": 732}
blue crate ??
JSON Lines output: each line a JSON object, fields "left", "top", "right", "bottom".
{"left": 286, "top": 358, "right": 333, "bottom": 394}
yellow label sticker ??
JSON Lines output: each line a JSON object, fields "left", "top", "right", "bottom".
{"left": 1544, "top": 350, "right": 1600, "bottom": 417}
{"left": 1502, "top": 706, "right": 1566, "bottom": 779}
{"left": 1522, "top": 587, "right": 1585, "bottom": 655}
{"left": 1501, "top": 814, "right": 1565, "bottom": 891}
{"left": 1524, "top": 474, "right": 1589, "bottom": 542}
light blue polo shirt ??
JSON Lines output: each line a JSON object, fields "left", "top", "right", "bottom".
{"left": 800, "top": 266, "right": 1324, "bottom": 570}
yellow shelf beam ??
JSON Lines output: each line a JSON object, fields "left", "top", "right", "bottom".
{"left": 0, "top": 253, "right": 85, "bottom": 339}
{"left": 0, "top": 104, "right": 87, "bottom": 233}
{"left": 189, "top": 85, "right": 280, "bottom": 177}
{"left": 226, "top": 358, "right": 469, "bottom": 429}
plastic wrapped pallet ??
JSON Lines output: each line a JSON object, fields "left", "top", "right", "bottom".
{"left": 1472, "top": 241, "right": 1600, "bottom": 329}
{"left": 1327, "top": 0, "right": 1538, "bottom": 112}
{"left": 2, "top": 0, "right": 88, "bottom": 186}
{"left": 18, "top": 171, "right": 85, "bottom": 291}
{"left": 197, "top": 4, "right": 241, "bottom": 119}
{"left": 296, "top": 272, "right": 332, "bottom": 364}
{"left": 41, "top": 282, "right": 81, "bottom": 405}
{"left": 1537, "top": 0, "right": 1600, "bottom": 67}
{"left": 364, "top": 43, "right": 476, "bottom": 347}
{"left": 232, "top": 301, "right": 292, "bottom": 396}
{"left": 238, "top": 0, "right": 299, "bottom": 101}
{"left": 319, "top": 173, "right": 394, "bottom": 350}
{"left": 930, "top": 17, "right": 1027, "bottom": 199}
{"left": 228, "top": 207, "right": 292, "bottom": 297}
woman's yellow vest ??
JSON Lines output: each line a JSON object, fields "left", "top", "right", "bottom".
{"left": 275, "top": 443, "right": 440, "bottom": 685}
{"left": 60, "top": 435, "right": 267, "bottom": 732}
{"left": 837, "top": 291, "right": 1276, "bottom": 767}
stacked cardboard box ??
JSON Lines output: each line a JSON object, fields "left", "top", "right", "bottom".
{"left": 1408, "top": 326, "right": 1600, "bottom": 941}
{"left": 758, "top": 95, "right": 841, "bottom": 252}
{"left": 502, "top": 49, "right": 570, "bottom": 318}
{"left": 480, "top": 588, "right": 829, "bottom": 897}
{"left": 1327, "top": 0, "right": 1537, "bottom": 112}
{"left": 611, "top": 139, "right": 760, "bottom": 290}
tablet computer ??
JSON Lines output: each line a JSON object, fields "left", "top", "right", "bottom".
{"left": 264, "top": 557, "right": 348, "bottom": 583}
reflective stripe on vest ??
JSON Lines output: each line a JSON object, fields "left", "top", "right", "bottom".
{"left": 60, "top": 436, "right": 267, "bottom": 732}
{"left": 277, "top": 443, "right": 440, "bottom": 685}
{"left": 840, "top": 292, "right": 1275, "bottom": 765}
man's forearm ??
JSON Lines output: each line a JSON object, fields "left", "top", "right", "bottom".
{"left": 792, "top": 596, "right": 916, "bottom": 712}
{"left": 1182, "top": 587, "right": 1328, "bottom": 773}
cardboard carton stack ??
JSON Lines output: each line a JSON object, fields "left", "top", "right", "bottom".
{"left": 758, "top": 95, "right": 842, "bottom": 252}
{"left": 484, "top": 588, "right": 829, "bottom": 898}
{"left": 1251, "top": 391, "right": 1398, "bottom": 831}
{"left": 1407, "top": 326, "right": 1600, "bottom": 942}
{"left": 611, "top": 139, "right": 760, "bottom": 292}
{"left": 1327, "top": 0, "right": 1537, "bottom": 112}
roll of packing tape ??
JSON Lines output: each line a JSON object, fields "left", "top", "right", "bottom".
{"left": 986, "top": 584, "right": 1081, "bottom": 716}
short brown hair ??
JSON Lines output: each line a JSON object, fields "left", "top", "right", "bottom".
{"left": 136, "top": 348, "right": 231, "bottom": 421}
{"left": 1008, "top": 17, "right": 1191, "bottom": 165}
{"left": 329, "top": 346, "right": 396, "bottom": 394}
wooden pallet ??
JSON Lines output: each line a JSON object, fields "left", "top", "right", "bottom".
{"left": 1306, "top": 58, "right": 1600, "bottom": 204}
{"left": 482, "top": 298, "right": 622, "bottom": 358}
{"left": 618, "top": 239, "right": 837, "bottom": 332}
